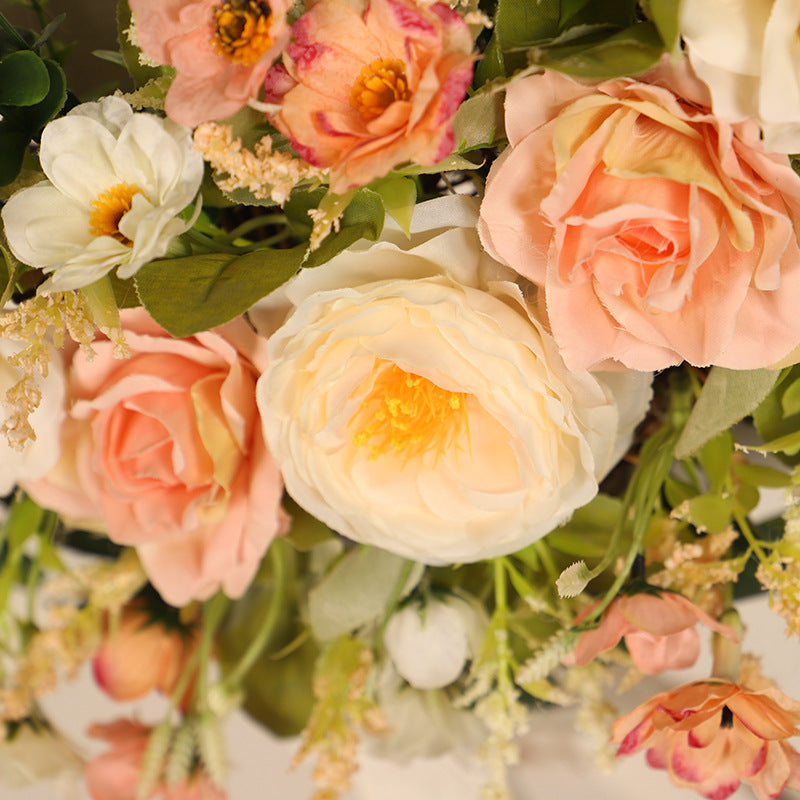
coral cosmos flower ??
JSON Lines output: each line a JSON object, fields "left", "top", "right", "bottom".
{"left": 25, "top": 308, "right": 285, "bottom": 607}
{"left": 1, "top": 97, "right": 203, "bottom": 293}
{"left": 85, "top": 720, "right": 226, "bottom": 800}
{"left": 264, "top": 0, "right": 475, "bottom": 194}
{"left": 257, "top": 195, "right": 652, "bottom": 565}
{"left": 681, "top": 0, "right": 800, "bottom": 154}
{"left": 564, "top": 591, "right": 738, "bottom": 675}
{"left": 612, "top": 680, "right": 800, "bottom": 800}
{"left": 129, "top": 0, "right": 291, "bottom": 127}
{"left": 478, "top": 58, "right": 800, "bottom": 371}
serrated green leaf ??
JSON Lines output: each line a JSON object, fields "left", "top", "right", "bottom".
{"left": 135, "top": 245, "right": 305, "bottom": 338}
{"left": 370, "top": 174, "right": 416, "bottom": 235}
{"left": 675, "top": 367, "right": 781, "bottom": 460}
{"left": 532, "top": 21, "right": 664, "bottom": 79}
{"left": 307, "top": 547, "right": 424, "bottom": 641}
{"left": 0, "top": 50, "right": 49, "bottom": 106}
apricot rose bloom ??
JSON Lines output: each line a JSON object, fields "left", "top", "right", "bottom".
{"left": 25, "top": 308, "right": 285, "bottom": 607}
{"left": 264, "top": 0, "right": 475, "bottom": 194}
{"left": 129, "top": 0, "right": 291, "bottom": 127}
{"left": 612, "top": 680, "right": 800, "bottom": 800}
{"left": 478, "top": 59, "right": 800, "bottom": 371}
{"left": 564, "top": 591, "right": 738, "bottom": 675}
{"left": 85, "top": 720, "right": 226, "bottom": 800}
{"left": 257, "top": 196, "right": 652, "bottom": 565}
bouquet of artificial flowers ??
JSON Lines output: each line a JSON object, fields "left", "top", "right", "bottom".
{"left": 2, "top": 0, "right": 800, "bottom": 798}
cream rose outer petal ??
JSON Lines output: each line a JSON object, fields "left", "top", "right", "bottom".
{"left": 1, "top": 97, "right": 203, "bottom": 292}
{"left": 257, "top": 196, "right": 652, "bottom": 565}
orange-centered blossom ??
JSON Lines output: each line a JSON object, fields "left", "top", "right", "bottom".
{"left": 350, "top": 57, "right": 410, "bottom": 122}
{"left": 350, "top": 361, "right": 469, "bottom": 462}
{"left": 211, "top": 0, "right": 274, "bottom": 66}
{"left": 88, "top": 184, "right": 145, "bottom": 245}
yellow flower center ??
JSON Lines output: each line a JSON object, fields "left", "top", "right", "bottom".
{"left": 211, "top": 0, "right": 274, "bottom": 66}
{"left": 350, "top": 362, "right": 469, "bottom": 462}
{"left": 88, "top": 183, "right": 145, "bottom": 245}
{"left": 350, "top": 58, "right": 410, "bottom": 122}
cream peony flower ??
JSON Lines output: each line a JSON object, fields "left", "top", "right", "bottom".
{"left": 681, "top": 0, "right": 800, "bottom": 153}
{"left": 1, "top": 96, "right": 203, "bottom": 292}
{"left": 384, "top": 594, "right": 487, "bottom": 690}
{"left": 257, "top": 195, "right": 652, "bottom": 565}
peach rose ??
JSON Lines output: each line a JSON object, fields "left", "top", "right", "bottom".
{"left": 129, "top": 0, "right": 291, "bottom": 127}
{"left": 612, "top": 680, "right": 800, "bottom": 800}
{"left": 92, "top": 604, "right": 198, "bottom": 702}
{"left": 25, "top": 308, "right": 285, "bottom": 607}
{"left": 478, "top": 58, "right": 800, "bottom": 371}
{"left": 85, "top": 720, "right": 226, "bottom": 800}
{"left": 564, "top": 591, "right": 737, "bottom": 675}
{"left": 264, "top": 0, "right": 475, "bottom": 193}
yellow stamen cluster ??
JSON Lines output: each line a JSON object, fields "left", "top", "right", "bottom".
{"left": 350, "top": 58, "right": 410, "bottom": 122}
{"left": 211, "top": 0, "right": 274, "bottom": 66}
{"left": 350, "top": 362, "right": 469, "bottom": 462}
{"left": 89, "top": 183, "right": 144, "bottom": 245}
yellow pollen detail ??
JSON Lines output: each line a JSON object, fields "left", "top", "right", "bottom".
{"left": 350, "top": 362, "right": 469, "bottom": 462}
{"left": 350, "top": 58, "right": 410, "bottom": 122}
{"left": 211, "top": 0, "right": 274, "bottom": 66}
{"left": 88, "top": 184, "right": 145, "bottom": 246}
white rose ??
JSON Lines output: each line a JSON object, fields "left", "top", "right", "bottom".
{"left": 0, "top": 339, "right": 66, "bottom": 495}
{"left": 384, "top": 594, "right": 487, "bottom": 690}
{"left": 681, "top": 0, "right": 800, "bottom": 153}
{"left": 257, "top": 195, "right": 652, "bottom": 564}
{"left": 1, "top": 96, "right": 203, "bottom": 292}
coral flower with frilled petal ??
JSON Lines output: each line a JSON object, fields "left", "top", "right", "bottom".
{"left": 264, "top": 0, "right": 475, "bottom": 193}
{"left": 612, "top": 680, "right": 800, "bottom": 800}
{"left": 129, "top": 0, "right": 291, "bottom": 126}
{"left": 564, "top": 591, "right": 738, "bottom": 675}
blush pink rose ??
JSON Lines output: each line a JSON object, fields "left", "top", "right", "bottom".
{"left": 92, "top": 605, "right": 199, "bottom": 703}
{"left": 264, "top": 0, "right": 475, "bottom": 193}
{"left": 478, "top": 58, "right": 800, "bottom": 371}
{"left": 85, "top": 720, "right": 226, "bottom": 800}
{"left": 25, "top": 308, "right": 286, "bottom": 607}
{"left": 564, "top": 591, "right": 738, "bottom": 675}
{"left": 129, "top": 0, "right": 291, "bottom": 127}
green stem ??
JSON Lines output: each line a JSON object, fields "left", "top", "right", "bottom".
{"left": 0, "top": 249, "right": 19, "bottom": 311}
{"left": 218, "top": 541, "right": 287, "bottom": 690}
{"left": 193, "top": 592, "right": 231, "bottom": 712}
{"left": 493, "top": 558, "right": 514, "bottom": 689}
{"left": 733, "top": 507, "right": 775, "bottom": 574}
{"left": 184, "top": 229, "right": 248, "bottom": 255}
{"left": 217, "top": 214, "right": 287, "bottom": 243}
{"left": 0, "top": 12, "right": 29, "bottom": 49}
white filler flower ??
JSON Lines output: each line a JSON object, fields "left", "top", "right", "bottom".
{"left": 258, "top": 195, "right": 653, "bottom": 565}
{"left": 1, "top": 96, "right": 203, "bottom": 292}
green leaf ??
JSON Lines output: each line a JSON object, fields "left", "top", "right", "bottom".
{"left": 646, "top": 0, "right": 682, "bottom": 54}
{"left": 0, "top": 125, "right": 30, "bottom": 185}
{"left": 303, "top": 188, "right": 385, "bottom": 269}
{"left": 135, "top": 245, "right": 305, "bottom": 338}
{"left": 21, "top": 58, "right": 66, "bottom": 132}
{"left": 544, "top": 494, "right": 624, "bottom": 558}
{"left": 675, "top": 493, "right": 733, "bottom": 534}
{"left": 307, "top": 547, "right": 424, "bottom": 641}
{"left": 732, "top": 462, "right": 792, "bottom": 489}
{"left": 532, "top": 21, "right": 664, "bottom": 79}
{"left": 370, "top": 174, "right": 417, "bottom": 235}
{"left": 452, "top": 90, "right": 505, "bottom": 152}
{"left": 0, "top": 50, "right": 49, "bottom": 106}
{"left": 780, "top": 375, "right": 800, "bottom": 418}
{"left": 696, "top": 431, "right": 733, "bottom": 494}
{"left": 116, "top": 0, "right": 167, "bottom": 88}
{"left": 675, "top": 367, "right": 781, "bottom": 460}
{"left": 281, "top": 496, "right": 334, "bottom": 552}
{"left": 560, "top": 0, "right": 594, "bottom": 25}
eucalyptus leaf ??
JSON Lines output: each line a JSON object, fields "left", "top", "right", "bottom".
{"left": 135, "top": 245, "right": 305, "bottom": 338}
{"left": 308, "top": 547, "right": 424, "bottom": 641}
{"left": 675, "top": 367, "right": 781, "bottom": 460}
{"left": 0, "top": 50, "right": 49, "bottom": 106}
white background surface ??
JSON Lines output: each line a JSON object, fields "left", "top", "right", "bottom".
{"left": 3, "top": 595, "right": 799, "bottom": 800}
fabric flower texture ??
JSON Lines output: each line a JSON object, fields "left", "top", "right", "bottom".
{"left": 25, "top": 308, "right": 285, "bottom": 606}
{"left": 1, "top": 97, "right": 203, "bottom": 293}
{"left": 129, "top": 0, "right": 291, "bottom": 127}
{"left": 478, "top": 58, "right": 800, "bottom": 372}
{"left": 612, "top": 680, "right": 800, "bottom": 800}
{"left": 85, "top": 720, "right": 226, "bottom": 800}
{"left": 263, "top": 0, "right": 475, "bottom": 194}
{"left": 257, "top": 195, "right": 652, "bottom": 565}
{"left": 564, "top": 591, "right": 738, "bottom": 675}
{"left": 681, "top": 0, "right": 800, "bottom": 154}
